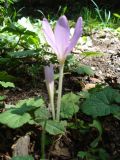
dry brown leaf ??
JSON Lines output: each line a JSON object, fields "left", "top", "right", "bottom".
{"left": 83, "top": 83, "right": 96, "bottom": 91}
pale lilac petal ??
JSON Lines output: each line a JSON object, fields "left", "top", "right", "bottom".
{"left": 54, "top": 16, "right": 70, "bottom": 60}
{"left": 66, "top": 17, "right": 82, "bottom": 54}
{"left": 44, "top": 64, "right": 54, "bottom": 83}
{"left": 42, "top": 18, "right": 58, "bottom": 53}
{"left": 44, "top": 64, "right": 54, "bottom": 98}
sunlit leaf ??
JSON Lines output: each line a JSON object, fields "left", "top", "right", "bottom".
{"left": 0, "top": 96, "right": 6, "bottom": 101}
{"left": 74, "top": 65, "right": 94, "bottom": 76}
{"left": 40, "top": 120, "right": 67, "bottom": 135}
{"left": 35, "top": 106, "right": 50, "bottom": 121}
{"left": 0, "top": 109, "right": 31, "bottom": 128}
{"left": 114, "top": 13, "right": 120, "bottom": 19}
{"left": 0, "top": 97, "right": 44, "bottom": 128}
{"left": 0, "top": 81, "right": 15, "bottom": 88}
{"left": 81, "top": 51, "right": 104, "bottom": 57}
{"left": 61, "top": 93, "right": 79, "bottom": 118}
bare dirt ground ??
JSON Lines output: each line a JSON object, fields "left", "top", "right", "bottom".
{"left": 77, "top": 28, "right": 120, "bottom": 84}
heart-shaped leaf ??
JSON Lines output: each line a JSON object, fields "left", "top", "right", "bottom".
{"left": 0, "top": 109, "right": 31, "bottom": 128}
{"left": 81, "top": 87, "right": 120, "bottom": 117}
{"left": 0, "top": 97, "right": 45, "bottom": 128}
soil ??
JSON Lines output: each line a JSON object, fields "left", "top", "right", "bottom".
{"left": 0, "top": 28, "right": 120, "bottom": 159}
{"left": 75, "top": 28, "right": 120, "bottom": 84}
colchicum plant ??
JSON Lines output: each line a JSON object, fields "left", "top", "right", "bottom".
{"left": 0, "top": 15, "right": 83, "bottom": 159}
{"left": 43, "top": 15, "right": 82, "bottom": 121}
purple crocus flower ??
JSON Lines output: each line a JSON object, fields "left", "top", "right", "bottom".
{"left": 42, "top": 15, "right": 82, "bottom": 64}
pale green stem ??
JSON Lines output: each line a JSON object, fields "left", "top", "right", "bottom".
{"left": 46, "top": 82, "right": 55, "bottom": 120}
{"left": 41, "top": 120, "right": 47, "bottom": 159}
{"left": 50, "top": 94, "right": 55, "bottom": 120}
{"left": 56, "top": 63, "right": 64, "bottom": 121}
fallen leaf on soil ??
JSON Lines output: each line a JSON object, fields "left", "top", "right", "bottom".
{"left": 90, "top": 77, "right": 101, "bottom": 83}
{"left": 83, "top": 83, "right": 96, "bottom": 91}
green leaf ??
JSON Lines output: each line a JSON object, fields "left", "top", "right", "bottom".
{"left": 116, "top": 27, "right": 120, "bottom": 32}
{"left": 77, "top": 151, "right": 90, "bottom": 158}
{"left": 0, "top": 109, "right": 31, "bottom": 128}
{"left": 0, "top": 58, "right": 11, "bottom": 65}
{"left": 74, "top": 65, "right": 94, "bottom": 76}
{"left": 40, "top": 120, "right": 67, "bottom": 135}
{"left": 90, "top": 137, "right": 100, "bottom": 148}
{"left": 0, "top": 97, "right": 44, "bottom": 128}
{"left": 8, "top": 50, "right": 39, "bottom": 58}
{"left": 81, "top": 36, "right": 87, "bottom": 43}
{"left": 114, "top": 13, "right": 120, "bottom": 19}
{"left": 16, "top": 97, "right": 44, "bottom": 110}
{"left": 0, "top": 96, "right": 6, "bottom": 101}
{"left": 81, "top": 51, "right": 104, "bottom": 57}
{"left": 89, "top": 120, "right": 102, "bottom": 148}
{"left": 114, "top": 112, "right": 120, "bottom": 120}
{"left": 34, "top": 106, "right": 50, "bottom": 121}
{"left": 81, "top": 87, "right": 120, "bottom": 117}
{"left": 1, "top": 23, "right": 36, "bottom": 36}
{"left": 98, "top": 148, "right": 110, "bottom": 160}
{"left": 60, "top": 93, "right": 79, "bottom": 118}
{"left": 12, "top": 155, "right": 34, "bottom": 160}
{"left": 0, "top": 81, "right": 15, "bottom": 88}
{"left": 0, "top": 71, "right": 15, "bottom": 82}
{"left": 79, "top": 91, "right": 90, "bottom": 99}
{"left": 90, "top": 120, "right": 102, "bottom": 135}
{"left": 115, "top": 94, "right": 120, "bottom": 103}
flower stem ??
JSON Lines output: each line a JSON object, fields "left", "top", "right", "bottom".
{"left": 50, "top": 95, "right": 55, "bottom": 120}
{"left": 41, "top": 120, "right": 47, "bottom": 159}
{"left": 56, "top": 63, "right": 64, "bottom": 121}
